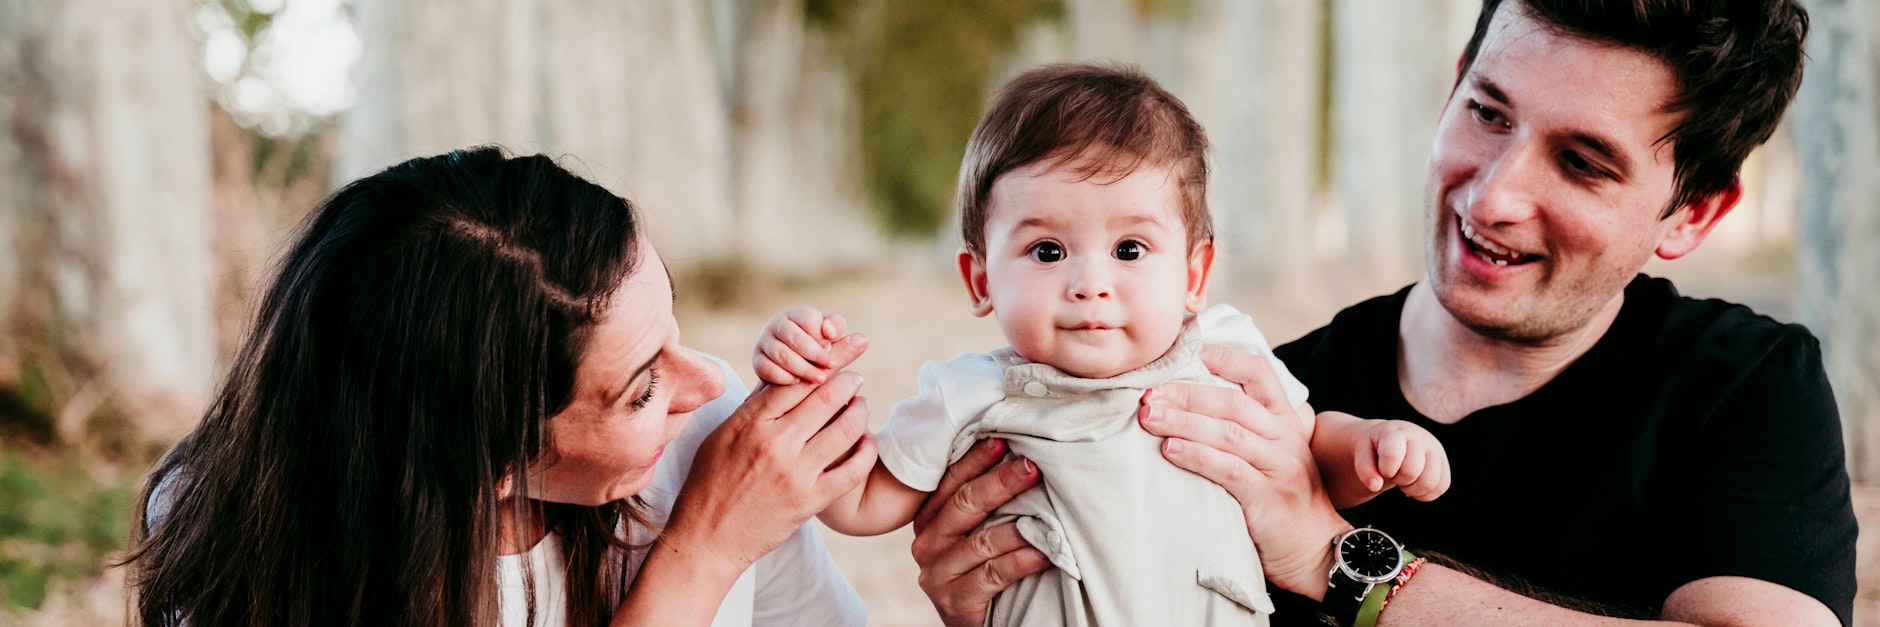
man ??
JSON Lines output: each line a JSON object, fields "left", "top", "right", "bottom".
{"left": 911, "top": 0, "right": 1857, "bottom": 625}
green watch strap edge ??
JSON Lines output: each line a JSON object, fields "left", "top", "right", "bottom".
{"left": 1352, "top": 549, "right": 1416, "bottom": 627}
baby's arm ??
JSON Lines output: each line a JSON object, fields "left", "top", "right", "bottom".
{"left": 1310, "top": 411, "right": 1452, "bottom": 509}
{"left": 817, "top": 461, "right": 929, "bottom": 536}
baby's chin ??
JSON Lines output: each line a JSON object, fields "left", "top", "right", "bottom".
{"left": 1026, "top": 348, "right": 1158, "bottom": 380}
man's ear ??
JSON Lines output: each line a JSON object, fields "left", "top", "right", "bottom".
{"left": 1656, "top": 179, "right": 1743, "bottom": 260}
{"left": 957, "top": 248, "right": 994, "bottom": 317}
{"left": 1185, "top": 240, "right": 1216, "bottom": 314}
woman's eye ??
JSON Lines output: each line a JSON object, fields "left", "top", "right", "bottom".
{"left": 1114, "top": 240, "right": 1145, "bottom": 261}
{"left": 629, "top": 365, "right": 661, "bottom": 410}
{"left": 1029, "top": 242, "right": 1065, "bottom": 263}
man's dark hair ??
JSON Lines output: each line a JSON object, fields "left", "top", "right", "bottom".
{"left": 1458, "top": 0, "right": 1810, "bottom": 216}
{"left": 957, "top": 63, "right": 1212, "bottom": 256}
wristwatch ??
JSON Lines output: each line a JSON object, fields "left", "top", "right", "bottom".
{"left": 1323, "top": 527, "right": 1411, "bottom": 627}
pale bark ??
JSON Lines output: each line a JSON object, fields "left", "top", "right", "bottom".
{"left": 1330, "top": 0, "right": 1475, "bottom": 291}
{"left": 0, "top": 0, "right": 216, "bottom": 440}
{"left": 1795, "top": 0, "right": 1880, "bottom": 481}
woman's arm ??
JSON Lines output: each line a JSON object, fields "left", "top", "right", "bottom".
{"left": 615, "top": 337, "right": 875, "bottom": 626}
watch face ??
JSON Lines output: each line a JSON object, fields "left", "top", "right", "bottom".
{"left": 1339, "top": 529, "right": 1402, "bottom": 581}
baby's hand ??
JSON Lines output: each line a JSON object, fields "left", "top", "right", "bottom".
{"left": 754, "top": 306, "right": 853, "bottom": 385}
{"left": 1354, "top": 420, "right": 1451, "bottom": 501}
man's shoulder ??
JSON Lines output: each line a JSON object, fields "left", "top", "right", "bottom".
{"left": 1274, "top": 285, "right": 1411, "bottom": 364}
{"left": 1629, "top": 275, "right": 1819, "bottom": 360}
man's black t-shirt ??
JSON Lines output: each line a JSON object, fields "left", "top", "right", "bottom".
{"left": 1271, "top": 275, "right": 1857, "bottom": 624}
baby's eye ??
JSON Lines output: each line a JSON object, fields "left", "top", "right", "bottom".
{"left": 1029, "top": 242, "right": 1066, "bottom": 263}
{"left": 1114, "top": 240, "right": 1145, "bottom": 261}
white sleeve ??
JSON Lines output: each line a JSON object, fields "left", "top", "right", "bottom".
{"left": 749, "top": 524, "right": 867, "bottom": 626}
{"left": 875, "top": 352, "right": 1005, "bottom": 492}
{"left": 1193, "top": 304, "right": 1311, "bottom": 409}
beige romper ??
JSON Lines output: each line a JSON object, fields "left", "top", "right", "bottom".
{"left": 877, "top": 305, "right": 1309, "bottom": 626}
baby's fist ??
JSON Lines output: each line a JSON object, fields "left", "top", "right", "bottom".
{"left": 1355, "top": 420, "right": 1451, "bottom": 502}
{"left": 754, "top": 306, "right": 851, "bottom": 385}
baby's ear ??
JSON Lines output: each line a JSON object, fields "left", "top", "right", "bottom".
{"left": 957, "top": 248, "right": 994, "bottom": 317}
{"left": 1185, "top": 240, "right": 1215, "bottom": 314}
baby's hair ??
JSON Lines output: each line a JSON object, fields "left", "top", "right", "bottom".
{"left": 956, "top": 63, "right": 1212, "bottom": 257}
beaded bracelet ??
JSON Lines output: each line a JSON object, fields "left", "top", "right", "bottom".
{"left": 1380, "top": 557, "right": 1427, "bottom": 613}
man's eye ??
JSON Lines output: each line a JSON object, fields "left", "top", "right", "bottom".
{"left": 1114, "top": 240, "right": 1145, "bottom": 261}
{"left": 1029, "top": 242, "right": 1065, "bottom": 263}
{"left": 1561, "top": 152, "right": 1610, "bottom": 180}
{"left": 1467, "top": 100, "right": 1506, "bottom": 127}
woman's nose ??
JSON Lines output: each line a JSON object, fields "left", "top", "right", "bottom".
{"left": 667, "top": 348, "right": 726, "bottom": 414}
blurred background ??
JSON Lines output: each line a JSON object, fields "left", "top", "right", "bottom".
{"left": 0, "top": 0, "right": 1875, "bottom": 624}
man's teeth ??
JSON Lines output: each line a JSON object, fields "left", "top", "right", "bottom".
{"left": 1459, "top": 221, "right": 1527, "bottom": 265}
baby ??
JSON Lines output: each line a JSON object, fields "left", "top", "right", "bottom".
{"left": 754, "top": 64, "right": 1449, "bottom": 625}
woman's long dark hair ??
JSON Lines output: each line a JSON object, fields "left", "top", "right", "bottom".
{"left": 124, "top": 147, "right": 650, "bottom": 626}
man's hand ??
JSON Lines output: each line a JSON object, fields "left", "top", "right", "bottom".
{"left": 1137, "top": 344, "right": 1352, "bottom": 600}
{"left": 909, "top": 439, "right": 1050, "bottom": 627}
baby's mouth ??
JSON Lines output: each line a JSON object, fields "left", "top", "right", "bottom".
{"left": 1458, "top": 217, "right": 1539, "bottom": 266}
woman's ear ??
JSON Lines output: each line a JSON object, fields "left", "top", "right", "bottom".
{"left": 1656, "top": 179, "right": 1743, "bottom": 260}
{"left": 496, "top": 474, "right": 515, "bottom": 500}
{"left": 1185, "top": 241, "right": 1216, "bottom": 314}
{"left": 957, "top": 248, "right": 994, "bottom": 317}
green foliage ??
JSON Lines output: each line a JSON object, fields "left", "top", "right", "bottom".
{"left": 811, "top": 0, "right": 1064, "bottom": 238}
{"left": 0, "top": 444, "right": 137, "bottom": 612}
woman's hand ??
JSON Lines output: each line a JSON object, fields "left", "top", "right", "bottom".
{"left": 909, "top": 439, "right": 1050, "bottom": 627}
{"left": 1136, "top": 344, "right": 1352, "bottom": 601}
{"left": 655, "top": 333, "right": 877, "bottom": 582}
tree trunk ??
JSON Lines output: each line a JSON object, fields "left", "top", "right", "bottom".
{"left": 0, "top": 0, "right": 216, "bottom": 442}
{"left": 1794, "top": 0, "right": 1880, "bottom": 482}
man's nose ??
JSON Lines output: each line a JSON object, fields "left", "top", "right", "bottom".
{"left": 1468, "top": 138, "right": 1546, "bottom": 226}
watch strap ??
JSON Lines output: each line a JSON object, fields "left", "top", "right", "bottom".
{"left": 1352, "top": 550, "right": 1413, "bottom": 627}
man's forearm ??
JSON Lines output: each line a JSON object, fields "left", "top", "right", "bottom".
{"left": 1376, "top": 565, "right": 1682, "bottom": 627}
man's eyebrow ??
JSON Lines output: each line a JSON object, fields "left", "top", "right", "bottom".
{"left": 605, "top": 352, "right": 660, "bottom": 407}
{"left": 1474, "top": 76, "right": 1512, "bottom": 107}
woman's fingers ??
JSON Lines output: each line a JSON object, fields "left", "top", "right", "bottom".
{"left": 815, "top": 433, "right": 877, "bottom": 504}
{"left": 803, "top": 395, "right": 871, "bottom": 468}
{"left": 1198, "top": 344, "right": 1292, "bottom": 414}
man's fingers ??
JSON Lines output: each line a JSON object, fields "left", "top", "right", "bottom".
{"left": 923, "top": 521, "right": 1032, "bottom": 581}
{"left": 1198, "top": 344, "right": 1291, "bottom": 414}
{"left": 1158, "top": 437, "right": 1269, "bottom": 506}
{"left": 916, "top": 453, "right": 1038, "bottom": 542}
{"left": 1138, "top": 398, "right": 1290, "bottom": 463}
{"left": 1142, "top": 383, "right": 1291, "bottom": 441}
{"left": 972, "top": 544, "right": 1050, "bottom": 597}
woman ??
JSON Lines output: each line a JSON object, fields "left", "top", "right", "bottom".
{"left": 124, "top": 147, "right": 875, "bottom": 626}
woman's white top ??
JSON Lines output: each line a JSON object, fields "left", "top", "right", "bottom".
{"left": 498, "top": 353, "right": 866, "bottom": 626}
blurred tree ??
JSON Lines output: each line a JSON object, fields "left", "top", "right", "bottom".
{"left": 808, "top": 0, "right": 1063, "bottom": 238}
{"left": 0, "top": 0, "right": 217, "bottom": 444}
{"left": 1795, "top": 0, "right": 1880, "bottom": 481}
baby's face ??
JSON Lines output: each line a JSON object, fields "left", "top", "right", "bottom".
{"left": 960, "top": 160, "right": 1212, "bottom": 379}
